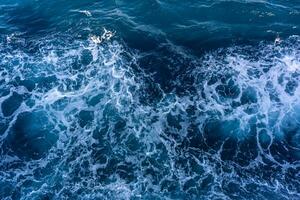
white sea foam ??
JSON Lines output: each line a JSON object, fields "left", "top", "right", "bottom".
{"left": 70, "top": 9, "right": 92, "bottom": 17}
{"left": 90, "top": 28, "right": 115, "bottom": 45}
{"left": 0, "top": 34, "right": 299, "bottom": 199}
{"left": 282, "top": 55, "right": 300, "bottom": 72}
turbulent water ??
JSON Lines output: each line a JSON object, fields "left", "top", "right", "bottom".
{"left": 0, "top": 0, "right": 300, "bottom": 199}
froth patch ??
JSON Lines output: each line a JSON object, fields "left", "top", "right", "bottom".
{"left": 0, "top": 34, "right": 299, "bottom": 199}
{"left": 282, "top": 55, "right": 300, "bottom": 72}
{"left": 90, "top": 28, "right": 115, "bottom": 45}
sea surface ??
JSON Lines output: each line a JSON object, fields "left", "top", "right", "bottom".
{"left": 0, "top": 0, "right": 300, "bottom": 199}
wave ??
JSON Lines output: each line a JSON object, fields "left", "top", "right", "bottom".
{"left": 0, "top": 30, "right": 299, "bottom": 200}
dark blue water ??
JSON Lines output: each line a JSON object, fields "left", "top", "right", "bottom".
{"left": 0, "top": 1, "right": 300, "bottom": 199}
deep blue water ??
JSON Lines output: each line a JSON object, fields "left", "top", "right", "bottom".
{"left": 0, "top": 0, "right": 300, "bottom": 199}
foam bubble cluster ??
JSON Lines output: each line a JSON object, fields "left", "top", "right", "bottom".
{"left": 0, "top": 33, "right": 299, "bottom": 199}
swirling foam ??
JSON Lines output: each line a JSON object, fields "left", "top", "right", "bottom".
{"left": 0, "top": 33, "right": 299, "bottom": 199}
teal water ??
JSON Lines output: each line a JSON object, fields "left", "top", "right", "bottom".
{"left": 0, "top": 1, "right": 300, "bottom": 199}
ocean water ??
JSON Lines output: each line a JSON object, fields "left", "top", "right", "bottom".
{"left": 0, "top": 0, "right": 300, "bottom": 199}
